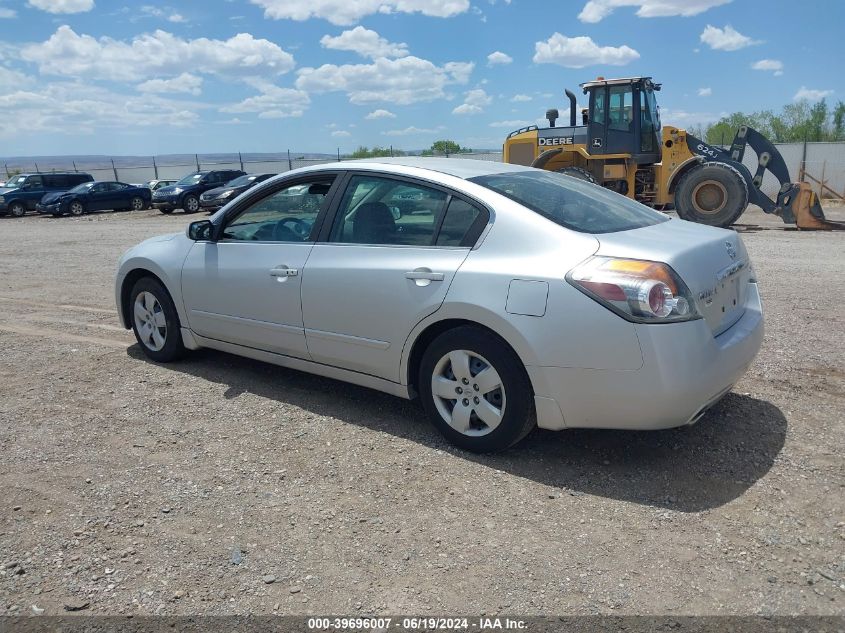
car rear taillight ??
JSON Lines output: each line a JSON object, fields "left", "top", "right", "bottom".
{"left": 567, "top": 256, "right": 699, "bottom": 323}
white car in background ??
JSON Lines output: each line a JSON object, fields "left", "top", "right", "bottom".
{"left": 115, "top": 158, "right": 763, "bottom": 452}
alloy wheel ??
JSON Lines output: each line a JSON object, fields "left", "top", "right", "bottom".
{"left": 133, "top": 291, "right": 167, "bottom": 351}
{"left": 431, "top": 349, "right": 506, "bottom": 437}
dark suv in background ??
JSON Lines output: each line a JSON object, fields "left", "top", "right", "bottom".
{"left": 0, "top": 172, "right": 94, "bottom": 217}
{"left": 152, "top": 169, "right": 244, "bottom": 214}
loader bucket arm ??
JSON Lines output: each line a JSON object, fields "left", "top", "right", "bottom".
{"left": 688, "top": 126, "right": 844, "bottom": 230}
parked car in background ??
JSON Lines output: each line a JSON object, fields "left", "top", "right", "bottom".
{"left": 116, "top": 158, "right": 763, "bottom": 453}
{"left": 145, "top": 179, "right": 178, "bottom": 192}
{"left": 152, "top": 170, "right": 244, "bottom": 214}
{"left": 37, "top": 181, "right": 152, "bottom": 217}
{"left": 199, "top": 173, "right": 276, "bottom": 212}
{"left": 0, "top": 172, "right": 94, "bottom": 217}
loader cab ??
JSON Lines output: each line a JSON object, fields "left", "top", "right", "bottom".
{"left": 582, "top": 76, "right": 662, "bottom": 164}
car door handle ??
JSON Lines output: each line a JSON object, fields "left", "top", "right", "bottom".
{"left": 269, "top": 266, "right": 298, "bottom": 277}
{"left": 404, "top": 271, "right": 445, "bottom": 281}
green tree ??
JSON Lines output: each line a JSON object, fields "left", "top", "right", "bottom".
{"left": 346, "top": 145, "right": 403, "bottom": 159}
{"left": 702, "top": 99, "right": 845, "bottom": 144}
{"left": 427, "top": 139, "right": 464, "bottom": 155}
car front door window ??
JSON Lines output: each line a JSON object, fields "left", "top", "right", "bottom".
{"left": 222, "top": 181, "right": 331, "bottom": 243}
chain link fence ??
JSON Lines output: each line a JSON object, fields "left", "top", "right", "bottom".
{"left": 3, "top": 145, "right": 842, "bottom": 201}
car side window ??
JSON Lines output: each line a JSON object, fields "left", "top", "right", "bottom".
{"left": 25, "top": 176, "right": 43, "bottom": 189}
{"left": 90, "top": 183, "right": 107, "bottom": 194}
{"left": 436, "top": 198, "right": 483, "bottom": 246}
{"left": 109, "top": 182, "right": 128, "bottom": 191}
{"left": 221, "top": 178, "right": 334, "bottom": 243}
{"left": 329, "top": 176, "right": 447, "bottom": 246}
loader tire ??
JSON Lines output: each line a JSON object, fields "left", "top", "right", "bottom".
{"left": 556, "top": 167, "right": 597, "bottom": 184}
{"left": 674, "top": 162, "right": 748, "bottom": 227}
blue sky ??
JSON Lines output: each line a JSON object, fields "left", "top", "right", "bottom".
{"left": 0, "top": 0, "right": 842, "bottom": 156}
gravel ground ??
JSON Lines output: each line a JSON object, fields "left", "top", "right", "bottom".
{"left": 0, "top": 204, "right": 843, "bottom": 617}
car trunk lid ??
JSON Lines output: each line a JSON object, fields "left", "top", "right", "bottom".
{"left": 593, "top": 218, "right": 751, "bottom": 336}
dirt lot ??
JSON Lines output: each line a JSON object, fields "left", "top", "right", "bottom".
{"left": 0, "top": 204, "right": 843, "bottom": 617}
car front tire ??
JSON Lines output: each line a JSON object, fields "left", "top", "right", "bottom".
{"left": 418, "top": 326, "right": 535, "bottom": 453}
{"left": 69, "top": 200, "right": 85, "bottom": 216}
{"left": 9, "top": 202, "right": 26, "bottom": 218}
{"left": 183, "top": 195, "right": 200, "bottom": 213}
{"left": 129, "top": 277, "right": 186, "bottom": 363}
{"left": 130, "top": 196, "right": 145, "bottom": 211}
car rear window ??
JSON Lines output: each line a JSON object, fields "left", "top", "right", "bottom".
{"left": 468, "top": 170, "right": 668, "bottom": 234}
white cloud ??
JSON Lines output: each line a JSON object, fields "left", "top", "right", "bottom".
{"left": 0, "top": 82, "right": 201, "bottom": 138}
{"left": 365, "top": 108, "right": 396, "bottom": 119}
{"left": 0, "top": 67, "right": 33, "bottom": 93}
{"left": 452, "top": 88, "right": 491, "bottom": 115}
{"left": 320, "top": 27, "right": 408, "bottom": 59}
{"left": 659, "top": 108, "right": 720, "bottom": 126}
{"left": 382, "top": 125, "right": 444, "bottom": 136}
{"left": 794, "top": 87, "right": 833, "bottom": 102}
{"left": 27, "top": 0, "right": 93, "bottom": 14}
{"left": 533, "top": 33, "right": 639, "bottom": 68}
{"left": 0, "top": 7, "right": 16, "bottom": 17}
{"left": 489, "top": 120, "right": 530, "bottom": 128}
{"left": 221, "top": 84, "right": 310, "bottom": 118}
{"left": 452, "top": 103, "right": 482, "bottom": 115}
{"left": 296, "top": 56, "right": 472, "bottom": 105}
{"left": 752, "top": 59, "right": 783, "bottom": 75}
{"left": 578, "top": 0, "right": 730, "bottom": 22}
{"left": 487, "top": 51, "right": 512, "bottom": 65}
{"left": 140, "top": 5, "right": 186, "bottom": 23}
{"left": 251, "top": 0, "right": 470, "bottom": 26}
{"left": 699, "top": 25, "right": 759, "bottom": 51}
{"left": 137, "top": 73, "right": 203, "bottom": 96}
{"left": 464, "top": 88, "right": 491, "bottom": 107}
{"left": 331, "top": 130, "right": 351, "bottom": 137}
{"left": 21, "top": 26, "right": 296, "bottom": 82}
{"left": 697, "top": 87, "right": 712, "bottom": 96}
{"left": 511, "top": 94, "right": 532, "bottom": 102}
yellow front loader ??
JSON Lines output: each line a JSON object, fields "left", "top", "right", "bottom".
{"left": 504, "top": 76, "right": 842, "bottom": 230}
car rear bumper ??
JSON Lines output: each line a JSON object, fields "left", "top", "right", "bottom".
{"left": 199, "top": 199, "right": 222, "bottom": 210}
{"left": 36, "top": 203, "right": 61, "bottom": 214}
{"left": 528, "top": 282, "right": 764, "bottom": 431}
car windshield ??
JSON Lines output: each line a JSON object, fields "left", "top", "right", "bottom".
{"left": 177, "top": 173, "right": 204, "bottom": 186}
{"left": 468, "top": 170, "right": 668, "bottom": 234}
{"left": 225, "top": 175, "right": 253, "bottom": 187}
{"left": 68, "top": 182, "right": 95, "bottom": 193}
{"left": 6, "top": 175, "right": 28, "bottom": 188}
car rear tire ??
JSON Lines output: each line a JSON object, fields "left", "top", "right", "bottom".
{"left": 129, "top": 277, "right": 186, "bottom": 363}
{"left": 418, "top": 326, "right": 535, "bottom": 453}
{"left": 9, "top": 202, "right": 26, "bottom": 218}
{"left": 69, "top": 200, "right": 85, "bottom": 216}
{"left": 674, "top": 162, "right": 749, "bottom": 227}
{"left": 130, "top": 196, "right": 145, "bottom": 211}
{"left": 556, "top": 166, "right": 597, "bottom": 184}
{"left": 183, "top": 195, "right": 199, "bottom": 213}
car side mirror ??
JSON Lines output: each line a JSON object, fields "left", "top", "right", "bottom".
{"left": 187, "top": 219, "right": 214, "bottom": 241}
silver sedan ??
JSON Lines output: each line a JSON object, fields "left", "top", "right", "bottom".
{"left": 115, "top": 158, "right": 764, "bottom": 452}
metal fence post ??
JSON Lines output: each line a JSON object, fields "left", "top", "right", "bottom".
{"left": 3, "top": 164, "right": 8, "bottom": 178}
{"left": 287, "top": 150, "right": 292, "bottom": 171}
{"left": 111, "top": 159, "right": 119, "bottom": 181}
{"left": 152, "top": 156, "right": 159, "bottom": 179}
{"left": 195, "top": 154, "right": 200, "bottom": 170}
{"left": 799, "top": 135, "right": 807, "bottom": 183}
{"left": 337, "top": 148, "right": 340, "bottom": 161}
{"left": 238, "top": 152, "right": 244, "bottom": 172}
{"left": 72, "top": 161, "right": 78, "bottom": 173}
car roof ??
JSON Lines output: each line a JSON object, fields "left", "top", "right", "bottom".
{"left": 337, "top": 157, "right": 530, "bottom": 180}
